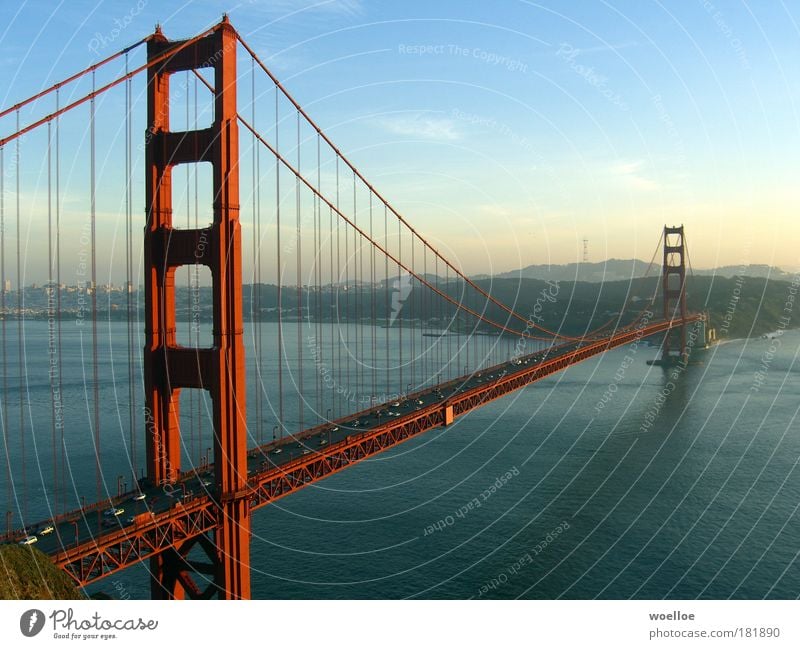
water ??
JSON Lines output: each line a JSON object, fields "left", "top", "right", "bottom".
{"left": 241, "top": 332, "right": 799, "bottom": 599}
{"left": 2, "top": 321, "right": 798, "bottom": 598}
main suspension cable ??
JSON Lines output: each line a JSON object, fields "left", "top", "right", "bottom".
{"left": 236, "top": 31, "right": 582, "bottom": 342}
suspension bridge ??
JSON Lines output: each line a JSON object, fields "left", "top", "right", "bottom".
{"left": 0, "top": 17, "right": 703, "bottom": 599}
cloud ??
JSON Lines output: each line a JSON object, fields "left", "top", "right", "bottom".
{"left": 610, "top": 159, "right": 659, "bottom": 191}
{"left": 376, "top": 113, "right": 461, "bottom": 141}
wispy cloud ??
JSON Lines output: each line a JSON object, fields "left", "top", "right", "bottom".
{"left": 376, "top": 113, "right": 461, "bottom": 141}
{"left": 610, "top": 160, "right": 659, "bottom": 191}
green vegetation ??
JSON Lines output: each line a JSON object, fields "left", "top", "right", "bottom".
{"left": 0, "top": 545, "right": 84, "bottom": 600}
{"left": 457, "top": 275, "right": 797, "bottom": 340}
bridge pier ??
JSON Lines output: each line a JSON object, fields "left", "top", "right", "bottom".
{"left": 144, "top": 17, "right": 250, "bottom": 600}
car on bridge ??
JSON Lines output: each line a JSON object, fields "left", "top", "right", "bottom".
{"left": 19, "top": 535, "right": 38, "bottom": 545}
{"left": 103, "top": 507, "right": 124, "bottom": 517}
{"left": 37, "top": 524, "right": 54, "bottom": 535}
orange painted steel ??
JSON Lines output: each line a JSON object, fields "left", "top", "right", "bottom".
{"left": 662, "top": 225, "right": 689, "bottom": 362}
{"left": 241, "top": 115, "right": 555, "bottom": 341}
{"left": 0, "top": 37, "right": 151, "bottom": 121}
{"left": 0, "top": 29, "right": 216, "bottom": 149}
{"left": 143, "top": 17, "right": 250, "bottom": 600}
{"left": 53, "top": 316, "right": 699, "bottom": 589}
{"left": 236, "top": 32, "right": 583, "bottom": 342}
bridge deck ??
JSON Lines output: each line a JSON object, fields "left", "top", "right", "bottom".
{"left": 4, "top": 316, "right": 700, "bottom": 586}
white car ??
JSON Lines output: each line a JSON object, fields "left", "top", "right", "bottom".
{"left": 103, "top": 507, "right": 124, "bottom": 517}
{"left": 37, "top": 525, "right": 54, "bottom": 536}
{"left": 271, "top": 447, "right": 283, "bottom": 455}
{"left": 19, "top": 535, "right": 38, "bottom": 545}
{"left": 132, "top": 493, "right": 146, "bottom": 502}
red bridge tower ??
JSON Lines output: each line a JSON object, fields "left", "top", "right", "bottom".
{"left": 144, "top": 18, "right": 250, "bottom": 599}
{"left": 660, "top": 224, "right": 689, "bottom": 365}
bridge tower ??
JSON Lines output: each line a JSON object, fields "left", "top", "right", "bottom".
{"left": 144, "top": 17, "right": 250, "bottom": 599}
{"left": 660, "top": 225, "right": 689, "bottom": 364}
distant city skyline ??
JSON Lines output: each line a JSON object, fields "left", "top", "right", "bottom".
{"left": 0, "top": 1, "right": 797, "bottom": 282}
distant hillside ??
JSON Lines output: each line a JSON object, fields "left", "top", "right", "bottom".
{"left": 0, "top": 545, "right": 84, "bottom": 599}
{"left": 226, "top": 274, "right": 794, "bottom": 340}
{"left": 693, "top": 264, "right": 793, "bottom": 280}
{"left": 478, "top": 259, "right": 651, "bottom": 282}
{"left": 456, "top": 275, "right": 796, "bottom": 340}
{"left": 478, "top": 259, "right": 793, "bottom": 283}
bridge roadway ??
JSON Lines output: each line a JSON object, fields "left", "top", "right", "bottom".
{"left": 4, "top": 316, "right": 700, "bottom": 586}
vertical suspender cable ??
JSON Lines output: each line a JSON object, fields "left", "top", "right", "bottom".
{"left": 315, "top": 134, "right": 321, "bottom": 423}
{"left": 397, "top": 218, "right": 402, "bottom": 397}
{"left": 353, "top": 174, "right": 360, "bottom": 404}
{"left": 473, "top": 291, "right": 478, "bottom": 372}
{"left": 56, "top": 90, "right": 67, "bottom": 511}
{"left": 344, "top": 169, "right": 350, "bottom": 412}
{"left": 370, "top": 192, "right": 376, "bottom": 404}
{"left": 124, "top": 59, "right": 136, "bottom": 488}
{"left": 47, "top": 121, "right": 57, "bottom": 515}
{"left": 411, "top": 235, "right": 415, "bottom": 390}
{"left": 296, "top": 111, "right": 303, "bottom": 434}
{"left": 423, "top": 246, "right": 427, "bottom": 388}
{"left": 256, "top": 78, "right": 263, "bottom": 444}
{"left": 335, "top": 158, "right": 341, "bottom": 417}
{"left": 275, "top": 86, "right": 284, "bottom": 439}
{"left": 250, "top": 60, "right": 261, "bottom": 445}
{"left": 465, "top": 282, "right": 469, "bottom": 376}
{"left": 15, "top": 110, "right": 26, "bottom": 523}
{"left": 186, "top": 72, "right": 194, "bottom": 464}
{"left": 0, "top": 146, "right": 8, "bottom": 530}
{"left": 193, "top": 76, "right": 201, "bottom": 458}
{"left": 91, "top": 71, "right": 101, "bottom": 511}
{"left": 446, "top": 266, "right": 451, "bottom": 380}
{"left": 435, "top": 255, "right": 440, "bottom": 384}
{"left": 384, "top": 204, "right": 389, "bottom": 396}
{"left": 328, "top": 202, "right": 334, "bottom": 420}
{"left": 354, "top": 172, "right": 361, "bottom": 404}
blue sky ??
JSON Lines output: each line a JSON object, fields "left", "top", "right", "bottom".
{"left": 1, "top": 0, "right": 798, "bottom": 280}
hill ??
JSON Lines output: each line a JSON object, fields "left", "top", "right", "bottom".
{"left": 476, "top": 259, "right": 793, "bottom": 283}
{"left": 232, "top": 274, "right": 795, "bottom": 340}
{"left": 0, "top": 544, "right": 84, "bottom": 600}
